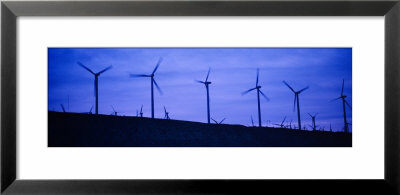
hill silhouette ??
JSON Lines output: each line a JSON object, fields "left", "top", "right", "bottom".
{"left": 48, "top": 111, "right": 351, "bottom": 147}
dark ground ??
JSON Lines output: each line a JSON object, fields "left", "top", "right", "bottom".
{"left": 48, "top": 111, "right": 352, "bottom": 147}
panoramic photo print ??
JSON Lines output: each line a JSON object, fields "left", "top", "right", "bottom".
{"left": 48, "top": 48, "right": 352, "bottom": 147}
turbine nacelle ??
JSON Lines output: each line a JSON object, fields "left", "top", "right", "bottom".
{"left": 196, "top": 68, "right": 212, "bottom": 86}
{"left": 78, "top": 62, "right": 112, "bottom": 77}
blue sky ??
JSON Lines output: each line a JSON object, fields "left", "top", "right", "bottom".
{"left": 48, "top": 48, "right": 352, "bottom": 132}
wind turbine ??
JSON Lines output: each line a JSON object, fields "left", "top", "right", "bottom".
{"left": 81, "top": 105, "right": 93, "bottom": 114}
{"left": 111, "top": 106, "right": 120, "bottom": 116}
{"left": 130, "top": 58, "right": 163, "bottom": 119}
{"left": 308, "top": 113, "right": 318, "bottom": 131}
{"left": 332, "top": 79, "right": 352, "bottom": 133}
{"left": 242, "top": 69, "right": 270, "bottom": 127}
{"left": 140, "top": 105, "right": 144, "bottom": 117}
{"left": 330, "top": 124, "right": 333, "bottom": 132}
{"left": 164, "top": 106, "right": 170, "bottom": 119}
{"left": 211, "top": 118, "right": 226, "bottom": 124}
{"left": 274, "top": 116, "right": 286, "bottom": 128}
{"left": 196, "top": 68, "right": 212, "bottom": 124}
{"left": 283, "top": 81, "right": 309, "bottom": 130}
{"left": 78, "top": 62, "right": 112, "bottom": 115}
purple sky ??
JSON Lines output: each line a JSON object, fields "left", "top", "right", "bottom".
{"left": 48, "top": 48, "right": 352, "bottom": 132}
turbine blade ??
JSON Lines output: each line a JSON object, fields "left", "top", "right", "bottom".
{"left": 77, "top": 62, "right": 95, "bottom": 75}
{"left": 98, "top": 65, "right": 112, "bottom": 74}
{"left": 152, "top": 57, "right": 163, "bottom": 74}
{"left": 111, "top": 105, "right": 116, "bottom": 112}
{"left": 241, "top": 87, "right": 257, "bottom": 95}
{"left": 205, "top": 68, "right": 211, "bottom": 82}
{"left": 259, "top": 90, "right": 270, "bottom": 101}
{"left": 282, "top": 80, "right": 295, "bottom": 93}
{"left": 293, "top": 95, "right": 297, "bottom": 112}
{"left": 130, "top": 74, "right": 150, "bottom": 78}
{"left": 89, "top": 105, "right": 93, "bottom": 112}
{"left": 140, "top": 105, "right": 143, "bottom": 112}
{"left": 308, "top": 113, "right": 312, "bottom": 117}
{"left": 256, "top": 69, "right": 259, "bottom": 86}
{"left": 331, "top": 97, "right": 341, "bottom": 102}
{"left": 211, "top": 118, "right": 218, "bottom": 124}
{"left": 61, "top": 104, "right": 66, "bottom": 112}
{"left": 345, "top": 100, "right": 352, "bottom": 109}
{"left": 341, "top": 79, "right": 344, "bottom": 96}
{"left": 298, "top": 86, "right": 309, "bottom": 93}
{"left": 153, "top": 79, "right": 163, "bottom": 95}
{"left": 220, "top": 118, "right": 226, "bottom": 124}
{"left": 164, "top": 106, "right": 167, "bottom": 114}
{"left": 195, "top": 80, "right": 205, "bottom": 84}
{"left": 282, "top": 116, "right": 286, "bottom": 125}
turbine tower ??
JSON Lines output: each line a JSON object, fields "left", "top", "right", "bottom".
{"left": 308, "top": 113, "right": 318, "bottom": 131}
{"left": 332, "top": 79, "right": 352, "bottom": 133}
{"left": 283, "top": 80, "right": 309, "bottom": 130}
{"left": 196, "top": 68, "right": 212, "bottom": 124}
{"left": 242, "top": 69, "right": 270, "bottom": 127}
{"left": 130, "top": 58, "right": 163, "bottom": 119}
{"left": 78, "top": 62, "right": 112, "bottom": 115}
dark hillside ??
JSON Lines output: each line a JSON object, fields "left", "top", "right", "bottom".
{"left": 48, "top": 111, "right": 351, "bottom": 147}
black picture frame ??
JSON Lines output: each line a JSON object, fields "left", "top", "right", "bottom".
{"left": 2, "top": 0, "right": 399, "bottom": 194}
